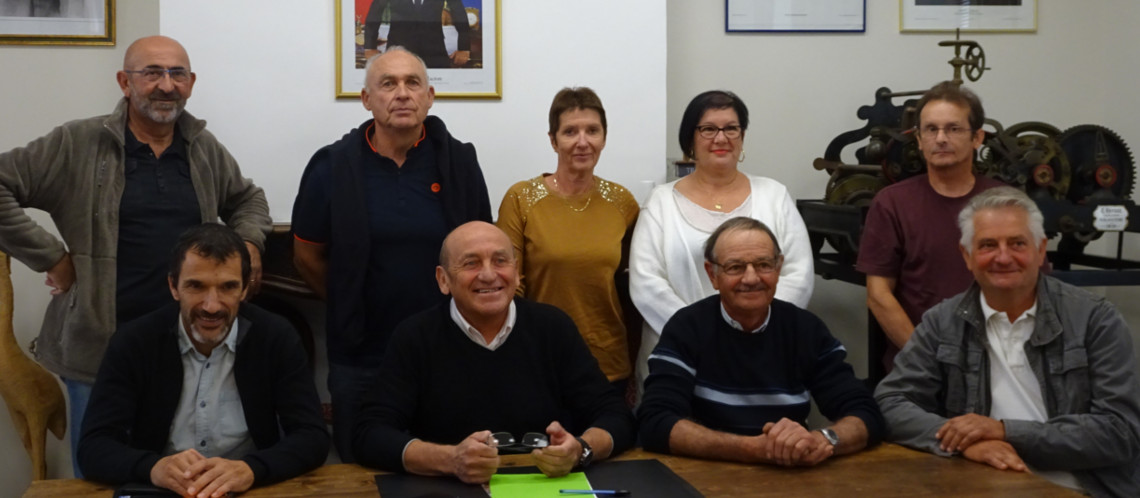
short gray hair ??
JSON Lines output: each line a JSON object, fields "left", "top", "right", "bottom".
{"left": 362, "top": 46, "right": 429, "bottom": 90}
{"left": 958, "top": 186, "right": 1046, "bottom": 254}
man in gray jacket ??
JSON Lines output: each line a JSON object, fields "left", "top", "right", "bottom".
{"left": 0, "top": 35, "right": 270, "bottom": 476}
{"left": 875, "top": 186, "right": 1140, "bottom": 497}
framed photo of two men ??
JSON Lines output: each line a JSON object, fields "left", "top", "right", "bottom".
{"left": 0, "top": 0, "right": 114, "bottom": 45}
{"left": 336, "top": 0, "right": 502, "bottom": 99}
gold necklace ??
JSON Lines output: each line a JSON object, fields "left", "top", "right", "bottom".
{"left": 694, "top": 173, "right": 739, "bottom": 211}
{"left": 551, "top": 176, "right": 593, "bottom": 212}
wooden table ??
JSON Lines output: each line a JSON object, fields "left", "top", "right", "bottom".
{"left": 23, "top": 444, "right": 1081, "bottom": 497}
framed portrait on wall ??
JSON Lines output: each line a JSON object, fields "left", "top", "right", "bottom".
{"left": 0, "top": 0, "right": 114, "bottom": 45}
{"left": 726, "top": 0, "right": 865, "bottom": 33}
{"left": 336, "top": 0, "right": 501, "bottom": 99}
{"left": 900, "top": 0, "right": 1036, "bottom": 33}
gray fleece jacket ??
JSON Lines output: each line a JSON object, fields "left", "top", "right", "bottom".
{"left": 0, "top": 98, "right": 270, "bottom": 382}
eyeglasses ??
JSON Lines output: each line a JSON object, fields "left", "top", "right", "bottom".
{"left": 123, "top": 67, "right": 192, "bottom": 83}
{"left": 489, "top": 432, "right": 549, "bottom": 453}
{"left": 917, "top": 125, "right": 972, "bottom": 141}
{"left": 696, "top": 125, "right": 743, "bottom": 139}
{"left": 712, "top": 257, "right": 781, "bottom": 275}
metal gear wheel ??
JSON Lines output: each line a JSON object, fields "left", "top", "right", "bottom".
{"left": 978, "top": 121, "right": 1070, "bottom": 199}
{"left": 824, "top": 173, "right": 885, "bottom": 256}
{"left": 1057, "top": 124, "right": 1135, "bottom": 203}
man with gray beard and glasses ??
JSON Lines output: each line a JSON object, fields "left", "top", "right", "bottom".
{"left": 0, "top": 35, "right": 270, "bottom": 477}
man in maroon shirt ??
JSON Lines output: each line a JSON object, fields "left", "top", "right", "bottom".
{"left": 856, "top": 81, "right": 1004, "bottom": 371}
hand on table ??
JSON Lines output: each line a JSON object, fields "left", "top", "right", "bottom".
{"left": 761, "top": 418, "right": 833, "bottom": 467}
{"left": 961, "top": 440, "right": 1028, "bottom": 472}
{"left": 937, "top": 413, "right": 1005, "bottom": 453}
{"left": 452, "top": 430, "right": 499, "bottom": 484}
{"left": 150, "top": 449, "right": 206, "bottom": 496}
{"left": 532, "top": 421, "right": 581, "bottom": 478}
{"left": 185, "top": 457, "right": 254, "bottom": 498}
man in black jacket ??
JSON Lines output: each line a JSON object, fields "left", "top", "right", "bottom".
{"left": 292, "top": 46, "right": 491, "bottom": 463}
{"left": 78, "top": 224, "right": 328, "bottom": 497}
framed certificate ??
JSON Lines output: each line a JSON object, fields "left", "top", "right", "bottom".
{"left": 900, "top": 0, "right": 1036, "bottom": 33}
{"left": 726, "top": 0, "right": 865, "bottom": 33}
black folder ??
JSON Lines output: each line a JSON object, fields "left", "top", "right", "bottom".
{"left": 375, "top": 458, "right": 704, "bottom": 497}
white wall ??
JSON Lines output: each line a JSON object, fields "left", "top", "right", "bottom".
{"left": 158, "top": 0, "right": 668, "bottom": 219}
{"left": 667, "top": 0, "right": 1140, "bottom": 375}
{"left": 1100, "top": 1, "right": 1140, "bottom": 363}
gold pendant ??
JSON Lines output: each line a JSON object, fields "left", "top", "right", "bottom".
{"left": 714, "top": 203, "right": 723, "bottom": 210}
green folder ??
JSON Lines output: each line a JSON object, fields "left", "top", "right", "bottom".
{"left": 489, "top": 471, "right": 591, "bottom": 497}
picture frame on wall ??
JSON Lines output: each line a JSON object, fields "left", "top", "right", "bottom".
{"left": 0, "top": 0, "right": 114, "bottom": 45}
{"left": 900, "top": 0, "right": 1036, "bottom": 33}
{"left": 726, "top": 0, "right": 865, "bottom": 33}
{"left": 336, "top": 0, "right": 501, "bottom": 99}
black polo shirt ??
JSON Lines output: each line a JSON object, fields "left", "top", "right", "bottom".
{"left": 116, "top": 125, "right": 201, "bottom": 324}
{"left": 293, "top": 124, "right": 448, "bottom": 364}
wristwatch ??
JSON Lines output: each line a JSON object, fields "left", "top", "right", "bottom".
{"left": 575, "top": 437, "right": 594, "bottom": 468}
{"left": 819, "top": 428, "right": 840, "bottom": 448}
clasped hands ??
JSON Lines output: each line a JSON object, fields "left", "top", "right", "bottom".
{"left": 449, "top": 421, "right": 582, "bottom": 484}
{"left": 150, "top": 449, "right": 254, "bottom": 498}
{"left": 936, "top": 413, "right": 1027, "bottom": 473}
{"left": 752, "top": 418, "right": 834, "bottom": 467}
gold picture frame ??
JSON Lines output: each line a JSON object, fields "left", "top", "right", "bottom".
{"left": 336, "top": 0, "right": 501, "bottom": 99}
{"left": 0, "top": 0, "right": 115, "bottom": 46}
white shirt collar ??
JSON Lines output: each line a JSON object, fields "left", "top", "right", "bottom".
{"left": 720, "top": 301, "right": 770, "bottom": 334}
{"left": 980, "top": 295, "right": 1037, "bottom": 325}
{"left": 449, "top": 299, "right": 517, "bottom": 350}
{"left": 176, "top": 315, "right": 240, "bottom": 357}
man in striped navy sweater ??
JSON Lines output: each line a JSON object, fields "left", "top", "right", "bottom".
{"left": 638, "top": 217, "right": 885, "bottom": 466}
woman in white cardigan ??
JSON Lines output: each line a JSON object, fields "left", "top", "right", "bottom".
{"left": 629, "top": 90, "right": 814, "bottom": 398}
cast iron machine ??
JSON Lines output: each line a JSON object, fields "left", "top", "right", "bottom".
{"left": 796, "top": 33, "right": 1140, "bottom": 382}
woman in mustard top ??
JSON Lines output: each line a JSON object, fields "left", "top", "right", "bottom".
{"left": 497, "top": 87, "right": 639, "bottom": 396}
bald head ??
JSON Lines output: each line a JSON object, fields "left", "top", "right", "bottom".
{"left": 439, "top": 221, "right": 511, "bottom": 268}
{"left": 363, "top": 46, "right": 429, "bottom": 91}
{"left": 123, "top": 36, "right": 191, "bottom": 71}
{"left": 435, "top": 221, "right": 520, "bottom": 330}
{"left": 117, "top": 36, "right": 196, "bottom": 128}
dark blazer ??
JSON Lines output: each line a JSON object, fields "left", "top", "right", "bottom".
{"left": 77, "top": 303, "right": 329, "bottom": 487}
{"left": 297, "top": 116, "right": 491, "bottom": 364}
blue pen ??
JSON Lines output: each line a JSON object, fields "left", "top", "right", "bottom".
{"left": 560, "top": 490, "right": 631, "bottom": 496}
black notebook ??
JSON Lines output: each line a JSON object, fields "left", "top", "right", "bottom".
{"left": 375, "top": 458, "right": 703, "bottom": 497}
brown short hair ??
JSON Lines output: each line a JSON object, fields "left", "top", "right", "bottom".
{"left": 548, "top": 87, "right": 607, "bottom": 137}
{"left": 915, "top": 81, "right": 985, "bottom": 131}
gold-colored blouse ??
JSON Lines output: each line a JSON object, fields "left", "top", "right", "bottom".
{"left": 497, "top": 175, "right": 639, "bottom": 381}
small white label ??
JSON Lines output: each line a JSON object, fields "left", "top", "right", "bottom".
{"left": 1093, "top": 205, "right": 1129, "bottom": 231}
